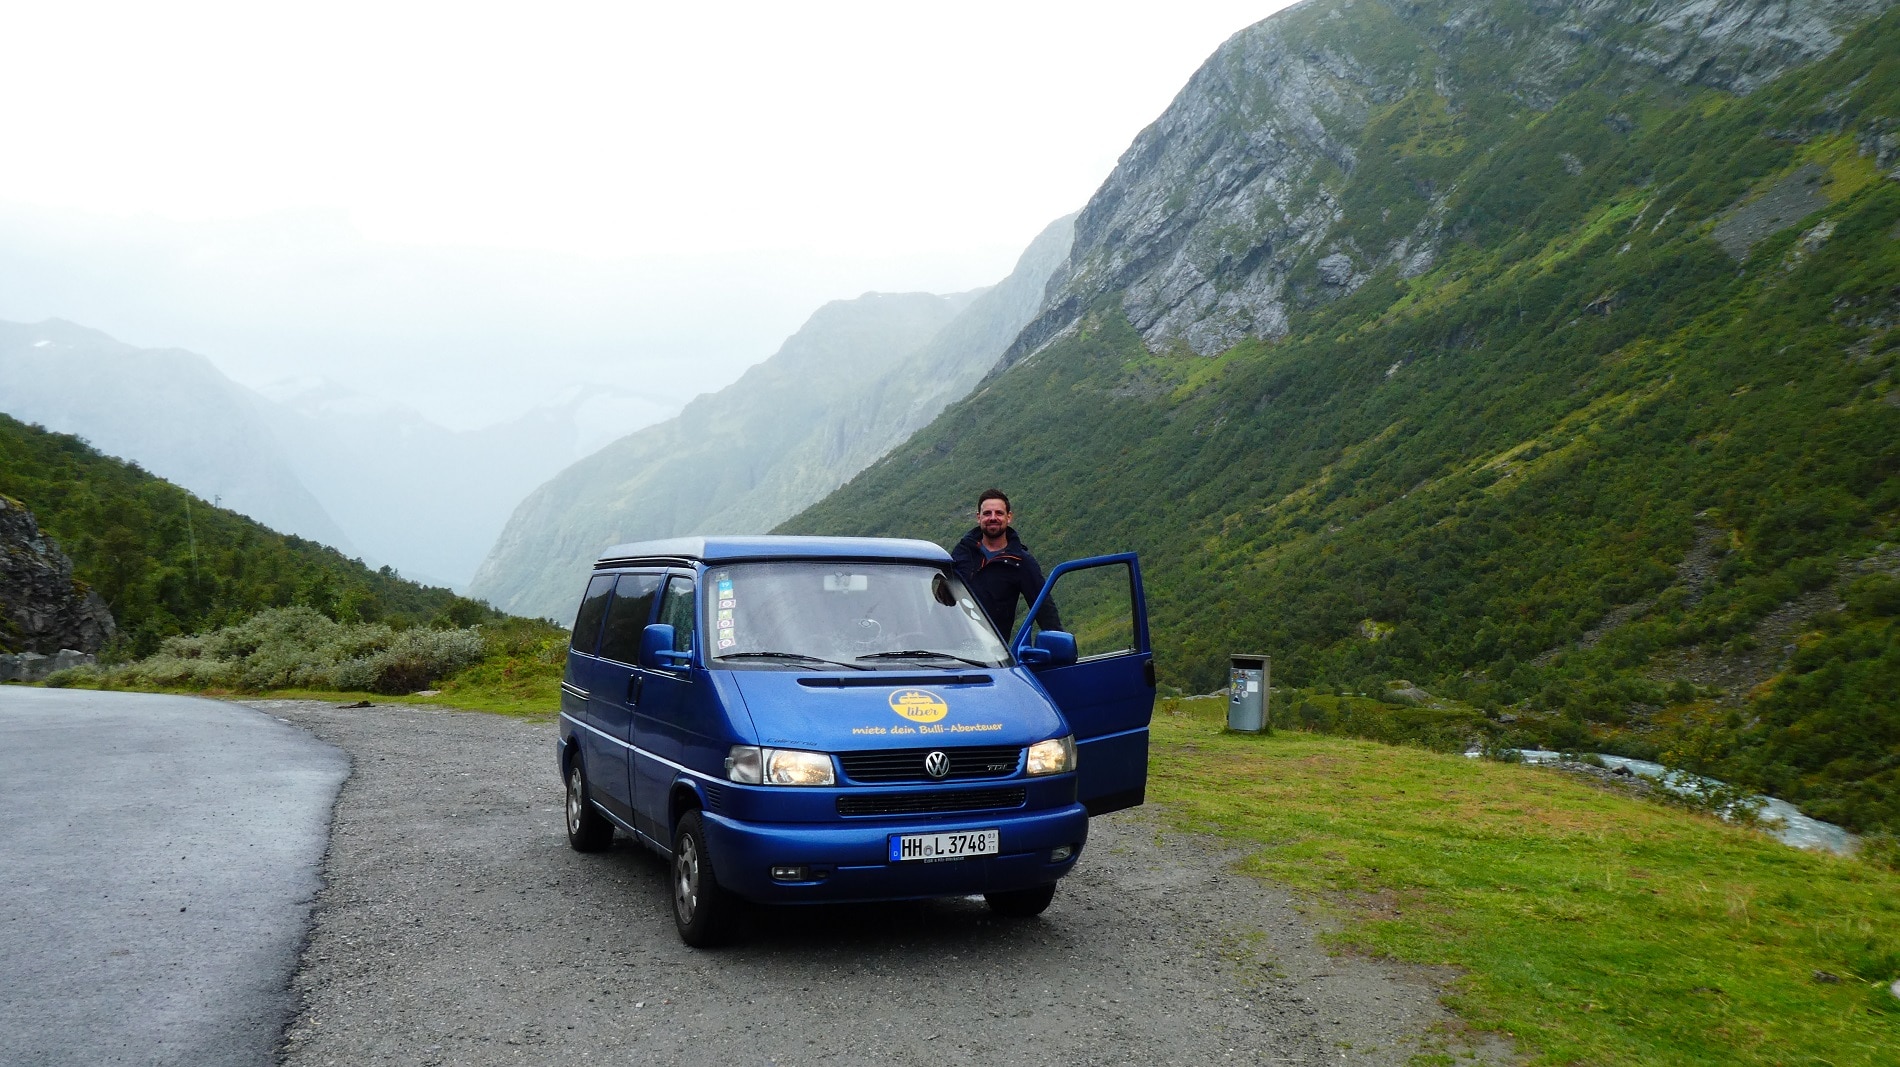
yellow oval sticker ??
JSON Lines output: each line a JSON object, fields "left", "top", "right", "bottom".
{"left": 889, "top": 689, "right": 949, "bottom": 723}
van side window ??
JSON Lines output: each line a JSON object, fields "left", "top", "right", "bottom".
{"left": 598, "top": 573, "right": 664, "bottom": 665}
{"left": 660, "top": 576, "right": 696, "bottom": 653}
{"left": 570, "top": 574, "right": 615, "bottom": 655}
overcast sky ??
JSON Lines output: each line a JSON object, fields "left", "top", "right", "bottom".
{"left": 0, "top": 0, "right": 1296, "bottom": 430}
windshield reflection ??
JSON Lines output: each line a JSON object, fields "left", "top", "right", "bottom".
{"left": 706, "top": 562, "right": 1009, "bottom": 669}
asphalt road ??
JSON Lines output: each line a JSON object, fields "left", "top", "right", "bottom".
{"left": 255, "top": 698, "right": 1511, "bottom": 1067}
{"left": 0, "top": 687, "right": 347, "bottom": 1067}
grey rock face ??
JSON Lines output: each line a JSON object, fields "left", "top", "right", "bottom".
{"left": 1711, "top": 163, "right": 1832, "bottom": 258}
{"left": 0, "top": 496, "right": 114, "bottom": 656}
{"left": 1378, "top": 684, "right": 1435, "bottom": 708}
{"left": 1002, "top": 0, "right": 1892, "bottom": 368}
{"left": 1588, "top": 0, "right": 1893, "bottom": 95}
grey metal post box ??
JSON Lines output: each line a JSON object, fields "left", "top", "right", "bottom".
{"left": 1228, "top": 653, "right": 1270, "bottom": 732}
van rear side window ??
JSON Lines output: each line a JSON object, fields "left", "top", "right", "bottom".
{"left": 570, "top": 574, "right": 614, "bottom": 654}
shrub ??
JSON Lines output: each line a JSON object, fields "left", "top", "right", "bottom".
{"left": 79, "top": 606, "right": 488, "bottom": 695}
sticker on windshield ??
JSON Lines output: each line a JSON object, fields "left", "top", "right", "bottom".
{"left": 713, "top": 571, "right": 737, "bottom": 650}
{"left": 889, "top": 689, "right": 949, "bottom": 723}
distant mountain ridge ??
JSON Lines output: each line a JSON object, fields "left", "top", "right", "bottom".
{"left": 0, "top": 318, "right": 638, "bottom": 589}
{"left": 0, "top": 319, "right": 357, "bottom": 552}
{"left": 469, "top": 215, "right": 1075, "bottom": 619}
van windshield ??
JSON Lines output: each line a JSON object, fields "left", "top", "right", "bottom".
{"left": 704, "top": 561, "right": 1010, "bottom": 670}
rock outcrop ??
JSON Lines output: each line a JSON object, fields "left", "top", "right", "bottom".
{"left": 0, "top": 495, "right": 114, "bottom": 670}
{"left": 1003, "top": 0, "right": 1894, "bottom": 369}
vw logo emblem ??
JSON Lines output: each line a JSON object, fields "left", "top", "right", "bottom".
{"left": 923, "top": 750, "right": 951, "bottom": 779}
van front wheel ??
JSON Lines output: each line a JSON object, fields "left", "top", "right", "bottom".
{"left": 671, "top": 812, "right": 736, "bottom": 946}
{"left": 985, "top": 883, "right": 1057, "bottom": 917}
{"left": 565, "top": 762, "right": 614, "bottom": 852}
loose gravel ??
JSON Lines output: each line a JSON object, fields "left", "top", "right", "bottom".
{"left": 249, "top": 699, "right": 1513, "bottom": 1066}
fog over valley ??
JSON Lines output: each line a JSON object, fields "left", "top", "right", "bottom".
{"left": 0, "top": 202, "right": 995, "bottom": 432}
{"left": 0, "top": 2, "right": 1282, "bottom": 590}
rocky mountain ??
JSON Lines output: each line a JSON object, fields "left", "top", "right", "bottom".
{"left": 469, "top": 214, "right": 1075, "bottom": 619}
{"left": 0, "top": 319, "right": 356, "bottom": 552}
{"left": 787, "top": 0, "right": 1900, "bottom": 832}
{"left": 1003, "top": 0, "right": 1894, "bottom": 371}
{"left": 0, "top": 494, "right": 114, "bottom": 657}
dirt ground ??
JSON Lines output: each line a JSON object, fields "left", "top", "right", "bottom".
{"left": 250, "top": 699, "right": 1515, "bottom": 1067}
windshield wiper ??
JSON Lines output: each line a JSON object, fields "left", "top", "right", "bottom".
{"left": 856, "top": 650, "right": 992, "bottom": 669}
{"left": 719, "top": 651, "right": 868, "bottom": 671}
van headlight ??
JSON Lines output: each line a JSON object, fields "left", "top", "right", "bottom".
{"left": 1025, "top": 735, "right": 1076, "bottom": 776}
{"left": 726, "top": 745, "right": 835, "bottom": 786}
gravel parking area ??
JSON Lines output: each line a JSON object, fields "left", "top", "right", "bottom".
{"left": 250, "top": 699, "right": 1510, "bottom": 1066}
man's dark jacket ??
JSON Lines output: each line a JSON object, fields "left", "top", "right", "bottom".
{"left": 950, "top": 527, "right": 1061, "bottom": 639}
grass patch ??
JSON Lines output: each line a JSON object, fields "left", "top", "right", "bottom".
{"left": 1150, "top": 696, "right": 1900, "bottom": 1066}
{"left": 425, "top": 616, "right": 566, "bottom": 717}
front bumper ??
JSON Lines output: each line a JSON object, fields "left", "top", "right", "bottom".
{"left": 699, "top": 802, "right": 1088, "bottom": 904}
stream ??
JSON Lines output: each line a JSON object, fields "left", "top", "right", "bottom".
{"left": 1474, "top": 748, "right": 1858, "bottom": 855}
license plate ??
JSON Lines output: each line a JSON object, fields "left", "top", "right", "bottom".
{"left": 889, "top": 829, "right": 999, "bottom": 862}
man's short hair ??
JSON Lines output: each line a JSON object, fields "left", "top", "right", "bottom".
{"left": 977, "top": 488, "right": 1011, "bottom": 511}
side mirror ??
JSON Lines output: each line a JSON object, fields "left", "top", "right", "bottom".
{"left": 640, "top": 624, "right": 690, "bottom": 669}
{"left": 1017, "top": 630, "right": 1077, "bottom": 668}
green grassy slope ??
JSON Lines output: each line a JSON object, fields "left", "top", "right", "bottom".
{"left": 1, "top": 413, "right": 495, "bottom": 656}
{"left": 1150, "top": 698, "right": 1900, "bottom": 1067}
{"left": 784, "top": 13, "right": 1900, "bottom": 829}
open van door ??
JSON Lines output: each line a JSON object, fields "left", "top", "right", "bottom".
{"left": 1012, "top": 553, "right": 1154, "bottom": 816}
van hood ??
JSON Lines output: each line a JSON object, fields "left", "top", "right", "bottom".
{"left": 726, "top": 669, "right": 1064, "bottom": 751}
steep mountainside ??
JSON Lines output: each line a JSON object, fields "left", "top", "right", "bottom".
{"left": 0, "top": 319, "right": 355, "bottom": 551}
{"left": 787, "top": 0, "right": 1900, "bottom": 831}
{"left": 1002, "top": 0, "right": 1893, "bottom": 368}
{"left": 470, "top": 216, "right": 1074, "bottom": 619}
{"left": 0, "top": 413, "right": 490, "bottom": 655}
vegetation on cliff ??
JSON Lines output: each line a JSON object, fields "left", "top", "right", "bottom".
{"left": 786, "top": 8, "right": 1900, "bottom": 831}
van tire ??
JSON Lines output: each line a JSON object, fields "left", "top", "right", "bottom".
{"left": 565, "top": 760, "right": 614, "bottom": 852}
{"left": 985, "top": 883, "right": 1057, "bottom": 917}
{"left": 671, "top": 811, "right": 736, "bottom": 946}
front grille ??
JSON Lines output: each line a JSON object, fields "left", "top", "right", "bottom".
{"left": 837, "top": 787, "right": 1027, "bottom": 817}
{"left": 837, "top": 745, "right": 1022, "bottom": 783}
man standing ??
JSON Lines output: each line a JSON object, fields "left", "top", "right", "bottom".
{"left": 951, "top": 489, "right": 1061, "bottom": 639}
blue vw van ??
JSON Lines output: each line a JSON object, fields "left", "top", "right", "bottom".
{"left": 556, "top": 535, "right": 1154, "bottom": 945}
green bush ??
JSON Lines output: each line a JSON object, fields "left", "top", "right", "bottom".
{"left": 78, "top": 606, "right": 487, "bottom": 695}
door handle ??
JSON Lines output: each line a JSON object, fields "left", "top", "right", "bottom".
{"left": 627, "top": 675, "right": 643, "bottom": 705}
